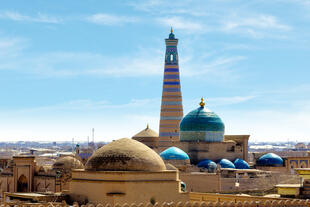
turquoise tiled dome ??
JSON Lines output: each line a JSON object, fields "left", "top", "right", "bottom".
{"left": 257, "top": 153, "right": 283, "bottom": 166}
{"left": 160, "top": 147, "right": 190, "bottom": 160}
{"left": 218, "top": 159, "right": 235, "bottom": 169}
{"left": 197, "top": 159, "right": 217, "bottom": 169}
{"left": 180, "top": 98, "right": 225, "bottom": 142}
{"left": 234, "top": 158, "right": 250, "bottom": 169}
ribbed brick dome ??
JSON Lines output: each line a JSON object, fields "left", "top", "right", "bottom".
{"left": 53, "top": 156, "right": 84, "bottom": 170}
{"left": 85, "top": 138, "right": 166, "bottom": 171}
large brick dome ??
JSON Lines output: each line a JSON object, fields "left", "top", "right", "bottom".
{"left": 85, "top": 138, "right": 166, "bottom": 171}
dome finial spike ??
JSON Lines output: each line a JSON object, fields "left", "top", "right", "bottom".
{"left": 146, "top": 123, "right": 149, "bottom": 129}
{"left": 171, "top": 27, "right": 173, "bottom": 33}
{"left": 200, "top": 97, "right": 205, "bottom": 107}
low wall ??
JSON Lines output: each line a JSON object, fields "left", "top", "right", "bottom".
{"left": 221, "top": 173, "right": 300, "bottom": 193}
{"left": 189, "top": 192, "right": 310, "bottom": 206}
{"left": 180, "top": 172, "right": 300, "bottom": 193}
{"left": 180, "top": 173, "right": 220, "bottom": 193}
{"left": 2, "top": 200, "right": 310, "bottom": 207}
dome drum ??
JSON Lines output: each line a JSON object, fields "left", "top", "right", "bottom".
{"left": 180, "top": 131, "right": 225, "bottom": 142}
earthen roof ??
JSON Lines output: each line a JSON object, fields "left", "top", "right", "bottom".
{"left": 85, "top": 138, "right": 166, "bottom": 171}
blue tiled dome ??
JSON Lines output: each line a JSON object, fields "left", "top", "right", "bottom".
{"left": 160, "top": 147, "right": 190, "bottom": 160}
{"left": 234, "top": 158, "right": 250, "bottom": 169}
{"left": 257, "top": 153, "right": 283, "bottom": 166}
{"left": 197, "top": 159, "right": 217, "bottom": 169}
{"left": 218, "top": 159, "right": 235, "bottom": 169}
{"left": 180, "top": 98, "right": 225, "bottom": 142}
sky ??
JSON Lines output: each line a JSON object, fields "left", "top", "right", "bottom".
{"left": 0, "top": 0, "right": 310, "bottom": 143}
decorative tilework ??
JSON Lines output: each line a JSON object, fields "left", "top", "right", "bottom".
{"left": 161, "top": 108, "right": 183, "bottom": 112}
{"left": 163, "top": 88, "right": 180, "bottom": 92}
{"left": 159, "top": 31, "right": 183, "bottom": 144}
{"left": 160, "top": 126, "right": 179, "bottom": 129}
{"left": 164, "top": 81, "right": 180, "bottom": 85}
{"left": 162, "top": 95, "right": 182, "bottom": 99}
{"left": 159, "top": 132, "right": 179, "bottom": 137}
{"left": 164, "top": 74, "right": 180, "bottom": 79}
{"left": 164, "top": 68, "right": 179, "bottom": 72}
{"left": 166, "top": 47, "right": 177, "bottom": 53}
{"left": 162, "top": 101, "right": 182, "bottom": 105}
{"left": 160, "top": 116, "right": 183, "bottom": 120}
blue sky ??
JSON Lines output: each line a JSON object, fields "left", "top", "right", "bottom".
{"left": 0, "top": 0, "right": 310, "bottom": 142}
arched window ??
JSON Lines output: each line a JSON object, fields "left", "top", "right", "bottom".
{"left": 170, "top": 54, "right": 174, "bottom": 62}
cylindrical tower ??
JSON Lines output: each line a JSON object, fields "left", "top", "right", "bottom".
{"left": 159, "top": 28, "right": 183, "bottom": 147}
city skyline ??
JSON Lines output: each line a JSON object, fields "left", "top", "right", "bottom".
{"left": 0, "top": 0, "right": 310, "bottom": 142}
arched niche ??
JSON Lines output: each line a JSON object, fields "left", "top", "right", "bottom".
{"left": 17, "top": 174, "right": 28, "bottom": 192}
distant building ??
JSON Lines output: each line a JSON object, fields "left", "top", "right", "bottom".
{"left": 132, "top": 124, "right": 159, "bottom": 149}
{"left": 295, "top": 142, "right": 306, "bottom": 149}
{"left": 0, "top": 155, "right": 83, "bottom": 194}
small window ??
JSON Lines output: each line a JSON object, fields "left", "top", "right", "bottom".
{"left": 170, "top": 54, "right": 173, "bottom": 62}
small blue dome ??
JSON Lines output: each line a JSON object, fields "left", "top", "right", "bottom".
{"left": 218, "top": 159, "right": 235, "bottom": 169}
{"left": 257, "top": 153, "right": 283, "bottom": 166}
{"left": 180, "top": 181, "right": 186, "bottom": 192}
{"left": 160, "top": 147, "right": 190, "bottom": 160}
{"left": 234, "top": 158, "right": 250, "bottom": 169}
{"left": 197, "top": 159, "right": 217, "bottom": 169}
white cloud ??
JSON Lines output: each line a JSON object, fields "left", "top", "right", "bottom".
{"left": 224, "top": 15, "right": 290, "bottom": 31}
{"left": 208, "top": 96, "right": 256, "bottom": 106}
{"left": 181, "top": 55, "right": 246, "bottom": 80}
{"left": 129, "top": 0, "right": 165, "bottom": 12}
{"left": 129, "top": 0, "right": 208, "bottom": 17}
{"left": 130, "top": 0, "right": 294, "bottom": 39}
{"left": 222, "top": 14, "right": 291, "bottom": 38}
{"left": 25, "top": 50, "right": 163, "bottom": 77}
{"left": 0, "top": 40, "right": 245, "bottom": 81}
{"left": 0, "top": 37, "right": 26, "bottom": 57}
{"left": 86, "top": 13, "right": 139, "bottom": 25}
{"left": 15, "top": 98, "right": 160, "bottom": 113}
{"left": 0, "top": 11, "right": 62, "bottom": 23}
{"left": 156, "top": 16, "right": 204, "bottom": 33}
{"left": 9, "top": 51, "right": 244, "bottom": 80}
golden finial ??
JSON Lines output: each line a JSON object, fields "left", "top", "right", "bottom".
{"left": 171, "top": 27, "right": 173, "bottom": 33}
{"left": 199, "top": 97, "right": 205, "bottom": 107}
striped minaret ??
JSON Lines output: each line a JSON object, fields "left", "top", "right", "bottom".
{"left": 159, "top": 28, "right": 183, "bottom": 147}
